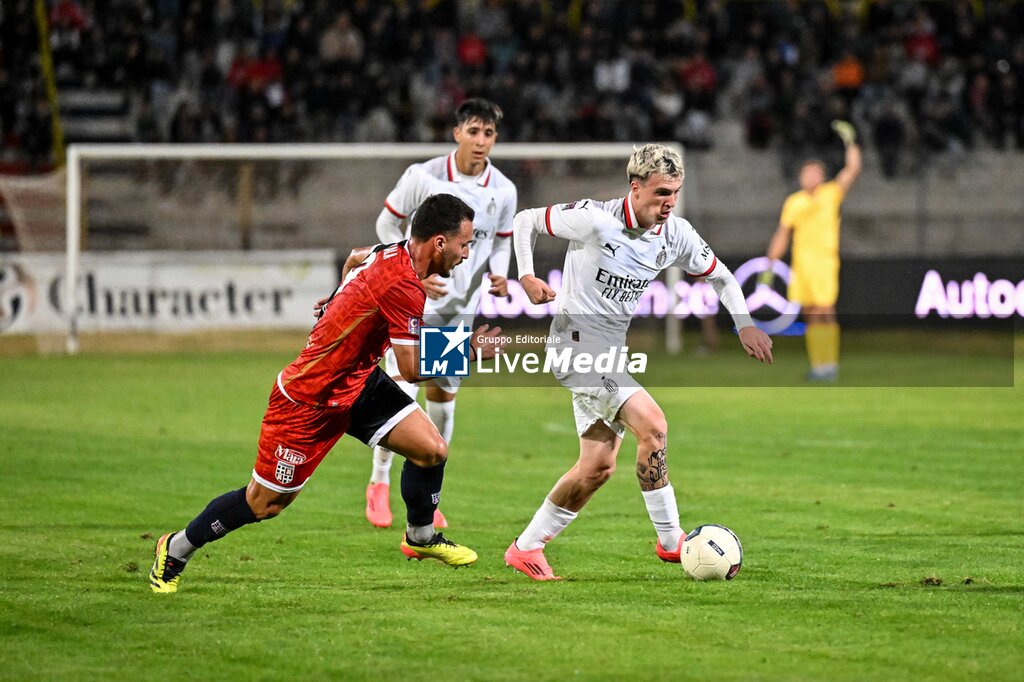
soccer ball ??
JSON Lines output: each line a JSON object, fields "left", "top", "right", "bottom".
{"left": 681, "top": 524, "right": 743, "bottom": 581}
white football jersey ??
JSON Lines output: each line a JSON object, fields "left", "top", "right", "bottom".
{"left": 383, "top": 151, "right": 517, "bottom": 323}
{"left": 536, "top": 195, "right": 718, "bottom": 344}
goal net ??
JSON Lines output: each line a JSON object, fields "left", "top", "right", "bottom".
{"left": 3, "top": 143, "right": 691, "bottom": 352}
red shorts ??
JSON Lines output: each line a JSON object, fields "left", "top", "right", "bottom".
{"left": 252, "top": 367, "right": 418, "bottom": 493}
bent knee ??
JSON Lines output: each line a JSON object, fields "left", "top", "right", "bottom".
{"left": 251, "top": 498, "right": 290, "bottom": 520}
{"left": 254, "top": 504, "right": 285, "bottom": 521}
{"left": 585, "top": 459, "right": 616, "bottom": 486}
{"left": 416, "top": 437, "right": 448, "bottom": 467}
{"left": 639, "top": 420, "right": 668, "bottom": 451}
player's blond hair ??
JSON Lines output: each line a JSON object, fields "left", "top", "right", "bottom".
{"left": 627, "top": 144, "right": 684, "bottom": 183}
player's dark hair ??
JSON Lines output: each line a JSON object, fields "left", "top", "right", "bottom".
{"left": 455, "top": 98, "right": 503, "bottom": 128}
{"left": 410, "top": 193, "right": 475, "bottom": 240}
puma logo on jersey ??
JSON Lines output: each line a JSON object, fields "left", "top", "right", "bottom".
{"left": 602, "top": 242, "right": 620, "bottom": 256}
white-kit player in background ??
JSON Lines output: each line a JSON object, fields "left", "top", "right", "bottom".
{"left": 367, "top": 98, "right": 518, "bottom": 529}
{"left": 504, "top": 144, "right": 774, "bottom": 580}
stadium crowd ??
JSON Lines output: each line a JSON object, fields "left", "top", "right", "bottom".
{"left": 2, "top": 0, "right": 1024, "bottom": 176}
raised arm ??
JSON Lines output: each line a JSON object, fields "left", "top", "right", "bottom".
{"left": 832, "top": 120, "right": 862, "bottom": 194}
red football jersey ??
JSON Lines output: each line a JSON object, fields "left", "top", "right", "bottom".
{"left": 277, "top": 242, "right": 424, "bottom": 408}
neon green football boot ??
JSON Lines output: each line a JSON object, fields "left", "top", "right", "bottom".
{"left": 149, "top": 532, "right": 187, "bottom": 593}
{"left": 400, "top": 533, "right": 477, "bottom": 567}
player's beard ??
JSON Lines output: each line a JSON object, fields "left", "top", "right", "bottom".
{"left": 442, "top": 255, "right": 464, "bottom": 277}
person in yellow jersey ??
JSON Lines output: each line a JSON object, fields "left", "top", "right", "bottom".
{"left": 760, "top": 120, "right": 861, "bottom": 381}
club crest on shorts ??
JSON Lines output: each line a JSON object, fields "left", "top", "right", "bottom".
{"left": 602, "top": 376, "right": 619, "bottom": 394}
{"left": 275, "top": 445, "right": 306, "bottom": 465}
{"left": 275, "top": 460, "right": 295, "bottom": 485}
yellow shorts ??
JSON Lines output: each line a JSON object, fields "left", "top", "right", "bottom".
{"left": 789, "top": 263, "right": 839, "bottom": 307}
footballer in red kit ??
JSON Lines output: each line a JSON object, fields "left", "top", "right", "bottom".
{"left": 253, "top": 240, "right": 427, "bottom": 494}
{"left": 149, "top": 194, "right": 504, "bottom": 593}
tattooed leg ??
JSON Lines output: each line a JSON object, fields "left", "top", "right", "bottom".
{"left": 636, "top": 432, "right": 668, "bottom": 491}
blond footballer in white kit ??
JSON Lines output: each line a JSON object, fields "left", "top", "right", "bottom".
{"left": 504, "top": 144, "right": 774, "bottom": 581}
{"left": 368, "top": 99, "right": 517, "bottom": 529}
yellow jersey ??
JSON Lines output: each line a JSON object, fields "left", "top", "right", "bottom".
{"left": 779, "top": 180, "right": 844, "bottom": 270}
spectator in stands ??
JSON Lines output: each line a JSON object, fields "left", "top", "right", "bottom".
{"left": 0, "top": 0, "right": 1022, "bottom": 175}
{"left": 873, "top": 101, "right": 906, "bottom": 178}
{"left": 993, "top": 71, "right": 1023, "bottom": 151}
{"left": 745, "top": 75, "right": 775, "bottom": 150}
{"left": 169, "top": 101, "right": 198, "bottom": 143}
{"left": 921, "top": 94, "right": 971, "bottom": 169}
{"left": 832, "top": 50, "right": 865, "bottom": 109}
{"left": 319, "top": 12, "right": 363, "bottom": 73}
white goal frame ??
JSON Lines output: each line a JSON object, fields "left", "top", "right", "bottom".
{"left": 64, "top": 143, "right": 685, "bottom": 354}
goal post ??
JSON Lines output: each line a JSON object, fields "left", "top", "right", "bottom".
{"left": 60, "top": 142, "right": 686, "bottom": 354}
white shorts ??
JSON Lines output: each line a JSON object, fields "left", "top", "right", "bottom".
{"left": 554, "top": 367, "right": 642, "bottom": 439}
{"left": 383, "top": 348, "right": 461, "bottom": 394}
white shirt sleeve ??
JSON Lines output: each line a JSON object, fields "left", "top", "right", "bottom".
{"left": 495, "top": 186, "right": 517, "bottom": 238}
{"left": 703, "top": 260, "right": 755, "bottom": 330}
{"left": 512, "top": 201, "right": 595, "bottom": 278}
{"left": 673, "top": 221, "right": 718, "bottom": 277}
{"left": 378, "top": 166, "right": 434, "bottom": 242}
{"left": 488, "top": 233, "right": 511, "bottom": 278}
{"left": 488, "top": 186, "right": 516, "bottom": 278}
{"left": 375, "top": 207, "right": 405, "bottom": 243}
{"left": 512, "top": 208, "right": 543, "bottom": 278}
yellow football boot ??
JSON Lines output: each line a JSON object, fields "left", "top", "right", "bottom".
{"left": 400, "top": 533, "right": 477, "bottom": 567}
{"left": 149, "top": 532, "right": 186, "bottom": 593}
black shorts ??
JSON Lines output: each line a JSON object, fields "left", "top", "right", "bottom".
{"left": 347, "top": 366, "right": 418, "bottom": 446}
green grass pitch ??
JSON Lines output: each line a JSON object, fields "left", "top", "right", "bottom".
{"left": 0, "top": 331, "right": 1021, "bottom": 680}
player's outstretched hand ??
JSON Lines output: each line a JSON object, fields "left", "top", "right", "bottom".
{"left": 423, "top": 273, "right": 448, "bottom": 300}
{"left": 472, "top": 324, "right": 505, "bottom": 361}
{"left": 739, "top": 326, "right": 774, "bottom": 364}
{"left": 487, "top": 274, "right": 509, "bottom": 297}
{"left": 313, "top": 294, "right": 330, "bottom": 319}
{"left": 831, "top": 119, "right": 857, "bottom": 146}
{"left": 522, "top": 275, "right": 556, "bottom": 305}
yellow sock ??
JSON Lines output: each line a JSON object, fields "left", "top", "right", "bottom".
{"left": 823, "top": 322, "right": 840, "bottom": 366}
{"left": 804, "top": 324, "right": 828, "bottom": 369}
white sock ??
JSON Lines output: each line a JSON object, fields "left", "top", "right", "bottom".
{"left": 167, "top": 529, "right": 197, "bottom": 561}
{"left": 426, "top": 399, "right": 455, "bottom": 443}
{"left": 642, "top": 484, "right": 683, "bottom": 549}
{"left": 406, "top": 523, "right": 435, "bottom": 544}
{"left": 370, "top": 446, "right": 393, "bottom": 484}
{"left": 516, "top": 497, "right": 578, "bottom": 551}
